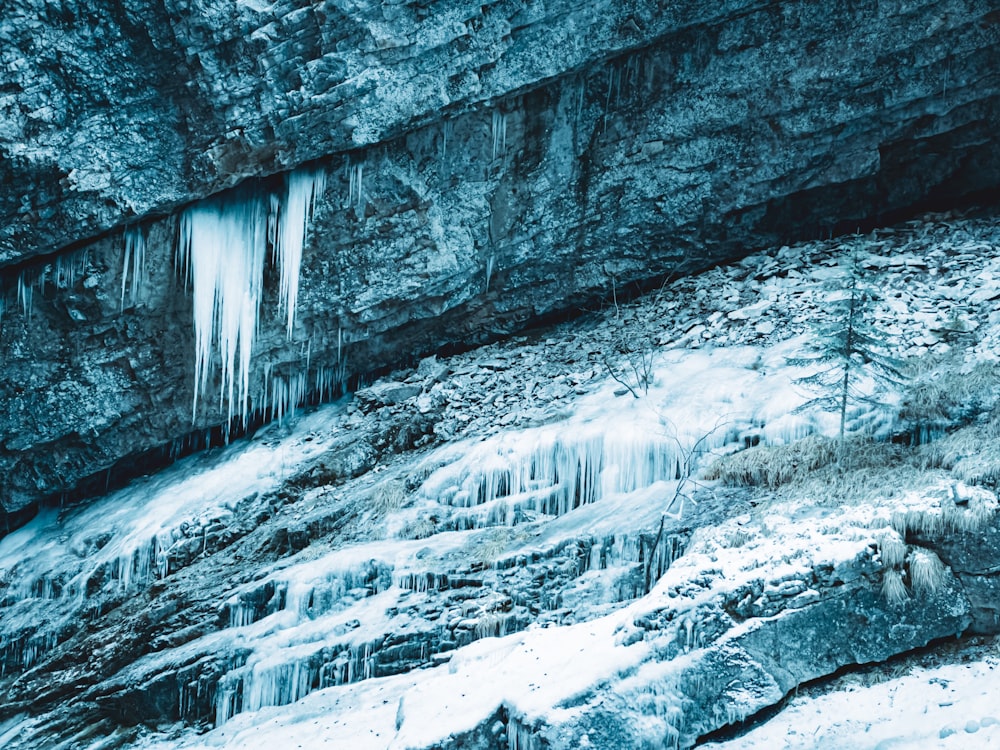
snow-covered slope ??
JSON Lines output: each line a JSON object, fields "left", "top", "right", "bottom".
{"left": 2, "top": 212, "right": 1000, "bottom": 749}
{"left": 704, "top": 643, "right": 1000, "bottom": 750}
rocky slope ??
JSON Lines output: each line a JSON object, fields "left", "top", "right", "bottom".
{"left": 3, "top": 0, "right": 1000, "bottom": 521}
{"left": 2, "top": 213, "right": 1000, "bottom": 749}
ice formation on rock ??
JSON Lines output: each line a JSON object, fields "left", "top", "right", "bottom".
{"left": 0, "top": 402, "right": 348, "bottom": 675}
{"left": 179, "top": 191, "right": 268, "bottom": 424}
{"left": 178, "top": 167, "right": 326, "bottom": 424}
{"left": 261, "top": 364, "right": 345, "bottom": 425}
{"left": 417, "top": 423, "right": 690, "bottom": 529}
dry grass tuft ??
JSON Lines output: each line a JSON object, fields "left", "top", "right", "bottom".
{"left": 794, "top": 463, "right": 927, "bottom": 507}
{"left": 371, "top": 479, "right": 409, "bottom": 513}
{"left": 943, "top": 490, "right": 997, "bottom": 533}
{"left": 877, "top": 530, "right": 907, "bottom": 568}
{"left": 967, "top": 490, "right": 997, "bottom": 528}
{"left": 703, "top": 435, "right": 838, "bottom": 489}
{"left": 705, "top": 435, "right": 912, "bottom": 498}
{"left": 921, "top": 413, "right": 1000, "bottom": 487}
{"left": 397, "top": 516, "right": 437, "bottom": 540}
{"left": 887, "top": 488, "right": 997, "bottom": 537}
{"left": 719, "top": 527, "right": 754, "bottom": 549}
{"left": 950, "top": 451, "right": 1000, "bottom": 487}
{"left": 900, "top": 360, "right": 1000, "bottom": 442}
{"left": 881, "top": 568, "right": 909, "bottom": 606}
{"left": 908, "top": 548, "right": 947, "bottom": 595}
{"left": 834, "top": 439, "right": 906, "bottom": 473}
{"left": 466, "top": 526, "right": 532, "bottom": 564}
{"left": 474, "top": 527, "right": 513, "bottom": 562}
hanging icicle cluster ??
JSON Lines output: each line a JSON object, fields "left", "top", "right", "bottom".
{"left": 177, "top": 167, "right": 326, "bottom": 425}
{"left": 261, "top": 366, "right": 344, "bottom": 426}
{"left": 4, "top": 249, "right": 93, "bottom": 322}
{"left": 417, "top": 421, "right": 697, "bottom": 530}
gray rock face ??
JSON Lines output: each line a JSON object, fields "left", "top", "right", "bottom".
{"left": 916, "top": 522, "right": 1000, "bottom": 634}
{"left": 2, "top": 0, "right": 1000, "bottom": 520}
{"left": 13, "top": 0, "right": 996, "bottom": 264}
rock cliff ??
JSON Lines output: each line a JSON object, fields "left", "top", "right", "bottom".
{"left": 2, "top": 2, "right": 1000, "bottom": 531}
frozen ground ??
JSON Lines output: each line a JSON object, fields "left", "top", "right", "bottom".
{"left": 704, "top": 646, "right": 1000, "bottom": 750}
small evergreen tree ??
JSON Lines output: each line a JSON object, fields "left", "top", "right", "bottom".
{"left": 789, "top": 240, "right": 904, "bottom": 440}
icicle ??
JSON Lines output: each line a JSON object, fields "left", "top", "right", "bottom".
{"left": 214, "top": 632, "right": 385, "bottom": 723}
{"left": 215, "top": 675, "right": 242, "bottom": 725}
{"left": 16, "top": 271, "right": 32, "bottom": 319}
{"left": 120, "top": 225, "right": 146, "bottom": 310}
{"left": 508, "top": 717, "right": 541, "bottom": 750}
{"left": 264, "top": 370, "right": 310, "bottom": 425}
{"left": 346, "top": 161, "right": 364, "bottom": 211}
{"left": 180, "top": 192, "right": 268, "bottom": 425}
{"left": 37, "top": 264, "right": 49, "bottom": 296}
{"left": 239, "top": 659, "right": 315, "bottom": 717}
{"left": 222, "top": 560, "right": 391, "bottom": 632}
{"left": 396, "top": 572, "right": 449, "bottom": 593}
{"left": 314, "top": 366, "right": 338, "bottom": 403}
{"left": 273, "top": 169, "right": 326, "bottom": 337}
{"left": 603, "top": 71, "right": 612, "bottom": 132}
{"left": 421, "top": 425, "right": 685, "bottom": 524}
{"left": 441, "top": 118, "right": 452, "bottom": 162}
{"left": 417, "top": 412, "right": 761, "bottom": 530}
{"left": 333, "top": 325, "right": 349, "bottom": 391}
{"left": 52, "top": 249, "right": 88, "bottom": 290}
{"left": 491, "top": 110, "right": 507, "bottom": 161}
